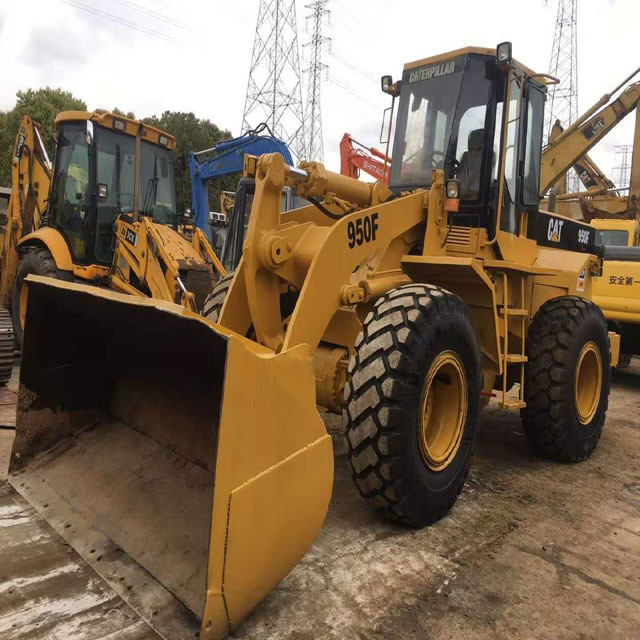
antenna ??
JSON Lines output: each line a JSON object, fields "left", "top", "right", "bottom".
{"left": 242, "top": 0, "right": 306, "bottom": 159}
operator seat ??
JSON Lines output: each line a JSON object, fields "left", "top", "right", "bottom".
{"left": 458, "top": 128, "right": 485, "bottom": 200}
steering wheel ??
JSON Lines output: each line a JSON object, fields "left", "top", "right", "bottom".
{"left": 423, "top": 150, "right": 445, "bottom": 169}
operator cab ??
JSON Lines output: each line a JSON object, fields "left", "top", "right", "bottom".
{"left": 49, "top": 112, "right": 177, "bottom": 267}
{"left": 383, "top": 44, "right": 597, "bottom": 262}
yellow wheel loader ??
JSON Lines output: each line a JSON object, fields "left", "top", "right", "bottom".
{"left": 0, "top": 111, "right": 224, "bottom": 351}
{"left": 9, "top": 44, "right": 618, "bottom": 639}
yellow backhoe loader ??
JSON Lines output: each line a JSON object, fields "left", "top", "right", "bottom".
{"left": 0, "top": 111, "right": 224, "bottom": 354}
{"left": 540, "top": 68, "right": 640, "bottom": 220}
{"left": 9, "top": 44, "right": 618, "bottom": 639}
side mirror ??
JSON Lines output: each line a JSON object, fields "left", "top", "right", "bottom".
{"left": 381, "top": 74, "right": 401, "bottom": 97}
{"left": 160, "top": 157, "right": 169, "bottom": 178}
{"left": 86, "top": 120, "right": 94, "bottom": 146}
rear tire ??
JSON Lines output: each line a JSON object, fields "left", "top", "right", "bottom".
{"left": 616, "top": 352, "right": 632, "bottom": 369}
{"left": 344, "top": 284, "right": 482, "bottom": 527}
{"left": 521, "top": 296, "right": 610, "bottom": 462}
{"left": 202, "top": 271, "right": 235, "bottom": 323}
{"left": 13, "top": 248, "right": 72, "bottom": 349}
{"left": 0, "top": 308, "right": 14, "bottom": 386}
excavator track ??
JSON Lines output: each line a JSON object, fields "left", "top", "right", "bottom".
{"left": 0, "top": 308, "right": 14, "bottom": 386}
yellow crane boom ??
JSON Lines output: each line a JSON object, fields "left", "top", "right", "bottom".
{"left": 540, "top": 68, "right": 640, "bottom": 196}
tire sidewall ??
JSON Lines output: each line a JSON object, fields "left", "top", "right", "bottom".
{"left": 560, "top": 309, "right": 610, "bottom": 443}
{"left": 400, "top": 316, "right": 481, "bottom": 499}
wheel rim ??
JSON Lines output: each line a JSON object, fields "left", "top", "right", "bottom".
{"left": 419, "top": 350, "right": 467, "bottom": 471}
{"left": 574, "top": 341, "right": 602, "bottom": 425}
{"left": 19, "top": 283, "right": 28, "bottom": 330}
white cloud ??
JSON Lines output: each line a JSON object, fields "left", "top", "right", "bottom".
{"left": 1, "top": 0, "right": 637, "bottom": 179}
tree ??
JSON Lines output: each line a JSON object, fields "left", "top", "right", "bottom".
{"left": 0, "top": 87, "right": 86, "bottom": 186}
{"left": 144, "top": 111, "right": 238, "bottom": 215}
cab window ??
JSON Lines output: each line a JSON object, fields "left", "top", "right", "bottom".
{"left": 595, "top": 229, "right": 629, "bottom": 246}
{"left": 51, "top": 123, "right": 90, "bottom": 261}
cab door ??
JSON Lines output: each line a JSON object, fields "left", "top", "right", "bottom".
{"left": 492, "top": 67, "right": 545, "bottom": 264}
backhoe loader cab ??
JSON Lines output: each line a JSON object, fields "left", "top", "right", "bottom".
{"left": 50, "top": 112, "right": 177, "bottom": 266}
{"left": 11, "top": 45, "right": 616, "bottom": 640}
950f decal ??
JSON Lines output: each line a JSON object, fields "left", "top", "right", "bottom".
{"left": 348, "top": 212, "right": 379, "bottom": 249}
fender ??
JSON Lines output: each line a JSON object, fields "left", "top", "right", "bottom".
{"left": 18, "top": 228, "right": 74, "bottom": 272}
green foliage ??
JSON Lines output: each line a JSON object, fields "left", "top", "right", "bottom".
{"left": 0, "top": 87, "right": 86, "bottom": 186}
{"left": 0, "top": 91, "right": 238, "bottom": 221}
{"left": 144, "top": 111, "right": 238, "bottom": 214}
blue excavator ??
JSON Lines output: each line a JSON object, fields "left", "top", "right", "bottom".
{"left": 188, "top": 123, "right": 296, "bottom": 270}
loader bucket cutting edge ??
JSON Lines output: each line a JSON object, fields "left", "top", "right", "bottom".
{"left": 9, "top": 275, "right": 333, "bottom": 640}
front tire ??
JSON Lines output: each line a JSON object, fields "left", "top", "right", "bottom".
{"left": 12, "top": 248, "right": 71, "bottom": 348}
{"left": 344, "top": 284, "right": 482, "bottom": 527}
{"left": 202, "top": 271, "right": 235, "bottom": 323}
{"left": 522, "top": 296, "right": 610, "bottom": 462}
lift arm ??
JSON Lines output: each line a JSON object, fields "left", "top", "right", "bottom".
{"left": 0, "top": 115, "right": 51, "bottom": 308}
{"left": 339, "top": 133, "right": 391, "bottom": 184}
{"left": 540, "top": 71, "right": 640, "bottom": 195}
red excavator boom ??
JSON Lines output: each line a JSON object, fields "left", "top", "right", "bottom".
{"left": 339, "top": 133, "right": 391, "bottom": 184}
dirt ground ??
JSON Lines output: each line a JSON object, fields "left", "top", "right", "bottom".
{"left": 1, "top": 362, "right": 639, "bottom": 639}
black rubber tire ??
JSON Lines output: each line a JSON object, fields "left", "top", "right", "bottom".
{"left": 202, "top": 271, "right": 235, "bottom": 323}
{"left": 521, "top": 296, "right": 611, "bottom": 462}
{"left": 0, "top": 307, "right": 15, "bottom": 386}
{"left": 12, "top": 247, "right": 72, "bottom": 349}
{"left": 616, "top": 353, "right": 632, "bottom": 370}
{"left": 344, "top": 284, "right": 482, "bottom": 527}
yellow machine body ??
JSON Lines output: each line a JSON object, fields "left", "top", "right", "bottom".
{"left": 591, "top": 219, "right": 640, "bottom": 323}
{"left": 9, "top": 46, "right": 618, "bottom": 639}
{"left": 0, "top": 110, "right": 224, "bottom": 343}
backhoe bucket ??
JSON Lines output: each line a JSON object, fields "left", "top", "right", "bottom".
{"left": 8, "top": 276, "right": 333, "bottom": 640}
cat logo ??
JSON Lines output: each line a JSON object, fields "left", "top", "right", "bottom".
{"left": 547, "top": 218, "right": 564, "bottom": 242}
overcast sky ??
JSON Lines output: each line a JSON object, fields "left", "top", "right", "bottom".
{"left": 0, "top": 0, "right": 637, "bottom": 180}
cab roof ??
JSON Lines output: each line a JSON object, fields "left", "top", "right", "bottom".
{"left": 403, "top": 46, "right": 546, "bottom": 83}
{"left": 55, "top": 111, "right": 176, "bottom": 150}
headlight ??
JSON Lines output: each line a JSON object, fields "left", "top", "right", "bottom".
{"left": 446, "top": 180, "right": 460, "bottom": 199}
{"left": 496, "top": 41, "right": 512, "bottom": 64}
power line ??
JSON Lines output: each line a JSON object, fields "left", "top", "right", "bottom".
{"left": 58, "top": 0, "right": 183, "bottom": 45}
{"left": 110, "top": 0, "right": 192, "bottom": 32}
{"left": 328, "top": 77, "right": 376, "bottom": 108}
{"left": 330, "top": 50, "right": 377, "bottom": 83}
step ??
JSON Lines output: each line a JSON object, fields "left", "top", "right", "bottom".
{"left": 501, "top": 399, "right": 526, "bottom": 410}
{"left": 499, "top": 307, "right": 528, "bottom": 317}
{"left": 505, "top": 354, "right": 528, "bottom": 364}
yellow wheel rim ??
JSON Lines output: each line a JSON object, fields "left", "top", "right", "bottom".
{"left": 574, "top": 341, "right": 602, "bottom": 425}
{"left": 419, "top": 350, "right": 467, "bottom": 471}
{"left": 19, "top": 283, "right": 28, "bottom": 331}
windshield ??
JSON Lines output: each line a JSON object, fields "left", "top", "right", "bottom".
{"left": 93, "top": 128, "right": 176, "bottom": 263}
{"left": 95, "top": 127, "right": 136, "bottom": 262}
{"left": 596, "top": 229, "right": 629, "bottom": 246}
{"left": 139, "top": 141, "right": 176, "bottom": 224}
{"left": 390, "top": 53, "right": 494, "bottom": 195}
